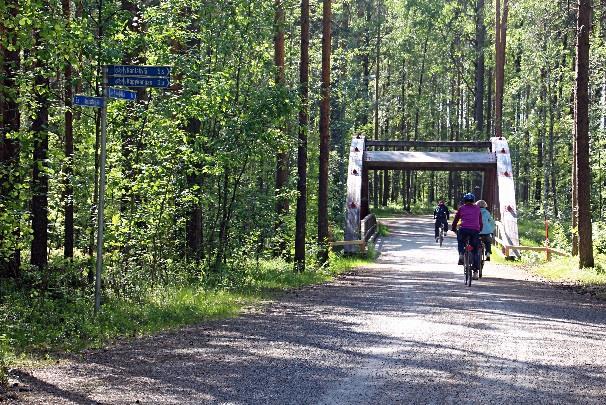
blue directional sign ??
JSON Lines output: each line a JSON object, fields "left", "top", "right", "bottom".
{"left": 73, "top": 95, "right": 104, "bottom": 108}
{"left": 106, "top": 65, "right": 171, "bottom": 77}
{"left": 108, "top": 87, "right": 137, "bottom": 101}
{"left": 108, "top": 76, "right": 170, "bottom": 88}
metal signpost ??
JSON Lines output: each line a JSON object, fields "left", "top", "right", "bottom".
{"left": 108, "top": 87, "right": 137, "bottom": 101}
{"left": 74, "top": 65, "right": 171, "bottom": 314}
{"left": 108, "top": 76, "right": 170, "bottom": 88}
{"left": 73, "top": 95, "right": 105, "bottom": 108}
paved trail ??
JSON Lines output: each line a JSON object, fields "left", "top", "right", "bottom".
{"left": 17, "top": 216, "right": 606, "bottom": 404}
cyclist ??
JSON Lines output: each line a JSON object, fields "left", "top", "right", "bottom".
{"left": 451, "top": 193, "right": 483, "bottom": 276}
{"left": 433, "top": 200, "right": 450, "bottom": 242}
{"left": 476, "top": 200, "right": 495, "bottom": 261}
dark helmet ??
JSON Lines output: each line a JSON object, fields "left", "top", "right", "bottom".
{"left": 463, "top": 193, "right": 476, "bottom": 202}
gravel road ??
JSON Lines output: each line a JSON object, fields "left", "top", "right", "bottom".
{"left": 14, "top": 215, "right": 606, "bottom": 404}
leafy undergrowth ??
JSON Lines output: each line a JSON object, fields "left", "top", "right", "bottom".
{"left": 377, "top": 223, "right": 390, "bottom": 237}
{"left": 0, "top": 254, "right": 370, "bottom": 374}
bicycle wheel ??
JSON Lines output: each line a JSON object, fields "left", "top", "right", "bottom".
{"left": 464, "top": 251, "right": 472, "bottom": 286}
{"left": 479, "top": 242, "right": 484, "bottom": 279}
{"left": 439, "top": 228, "right": 444, "bottom": 247}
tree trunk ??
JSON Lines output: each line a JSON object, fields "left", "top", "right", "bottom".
{"left": 63, "top": 0, "right": 74, "bottom": 259}
{"left": 494, "top": 0, "right": 509, "bottom": 138}
{"left": 295, "top": 0, "right": 309, "bottom": 272}
{"left": 0, "top": 0, "right": 21, "bottom": 277}
{"left": 274, "top": 0, "right": 289, "bottom": 256}
{"left": 486, "top": 67, "right": 492, "bottom": 138}
{"left": 413, "top": 36, "right": 429, "bottom": 141}
{"left": 474, "top": 0, "right": 485, "bottom": 134}
{"left": 361, "top": 3, "right": 371, "bottom": 127}
{"left": 317, "top": 0, "right": 331, "bottom": 265}
{"left": 185, "top": 118, "right": 203, "bottom": 261}
{"left": 31, "top": 27, "right": 50, "bottom": 270}
{"left": 548, "top": 80, "right": 559, "bottom": 218}
{"left": 373, "top": 4, "right": 382, "bottom": 210}
{"left": 574, "top": 0, "right": 594, "bottom": 267}
{"left": 534, "top": 69, "right": 547, "bottom": 208}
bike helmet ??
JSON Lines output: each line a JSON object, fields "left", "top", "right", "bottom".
{"left": 463, "top": 193, "right": 476, "bottom": 202}
{"left": 476, "top": 199, "right": 487, "bottom": 208}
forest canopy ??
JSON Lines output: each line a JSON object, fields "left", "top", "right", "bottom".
{"left": 1, "top": 0, "right": 605, "bottom": 287}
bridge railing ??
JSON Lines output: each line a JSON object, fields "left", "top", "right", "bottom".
{"left": 493, "top": 221, "right": 570, "bottom": 261}
{"left": 331, "top": 214, "right": 378, "bottom": 254}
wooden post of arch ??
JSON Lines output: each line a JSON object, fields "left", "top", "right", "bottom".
{"left": 345, "top": 135, "right": 366, "bottom": 253}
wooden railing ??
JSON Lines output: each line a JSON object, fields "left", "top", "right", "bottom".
{"left": 493, "top": 221, "right": 570, "bottom": 261}
{"left": 331, "top": 214, "right": 378, "bottom": 253}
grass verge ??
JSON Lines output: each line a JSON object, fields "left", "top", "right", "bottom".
{"left": 0, "top": 254, "right": 371, "bottom": 376}
{"left": 493, "top": 249, "right": 606, "bottom": 299}
{"left": 531, "top": 255, "right": 606, "bottom": 286}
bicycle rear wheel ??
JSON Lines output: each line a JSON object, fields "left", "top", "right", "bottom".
{"left": 479, "top": 243, "right": 485, "bottom": 278}
{"left": 464, "top": 251, "right": 472, "bottom": 286}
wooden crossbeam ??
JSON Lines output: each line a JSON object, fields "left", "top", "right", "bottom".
{"left": 364, "top": 151, "right": 496, "bottom": 170}
{"left": 365, "top": 140, "right": 492, "bottom": 149}
{"left": 493, "top": 236, "right": 570, "bottom": 261}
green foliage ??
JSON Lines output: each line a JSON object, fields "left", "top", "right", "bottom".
{"left": 378, "top": 223, "right": 390, "bottom": 237}
{"left": 371, "top": 203, "right": 433, "bottom": 217}
{"left": 532, "top": 256, "right": 606, "bottom": 287}
{"left": 0, "top": 334, "right": 10, "bottom": 388}
{"left": 2, "top": 0, "right": 606, "bottom": 372}
{"left": 593, "top": 222, "right": 606, "bottom": 255}
{"left": 0, "top": 254, "right": 369, "bottom": 363}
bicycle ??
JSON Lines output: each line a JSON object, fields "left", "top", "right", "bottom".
{"left": 478, "top": 239, "right": 485, "bottom": 279}
{"left": 460, "top": 233, "right": 481, "bottom": 286}
{"left": 463, "top": 238, "right": 474, "bottom": 286}
{"left": 438, "top": 223, "right": 447, "bottom": 247}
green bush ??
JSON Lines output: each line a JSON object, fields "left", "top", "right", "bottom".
{"left": 0, "top": 334, "right": 11, "bottom": 388}
{"left": 593, "top": 222, "right": 606, "bottom": 255}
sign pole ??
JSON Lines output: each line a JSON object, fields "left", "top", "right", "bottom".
{"left": 95, "top": 67, "right": 108, "bottom": 314}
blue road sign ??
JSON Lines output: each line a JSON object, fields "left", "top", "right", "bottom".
{"left": 106, "top": 65, "right": 171, "bottom": 77}
{"left": 108, "top": 87, "right": 137, "bottom": 101}
{"left": 73, "top": 95, "right": 104, "bottom": 108}
{"left": 108, "top": 76, "right": 170, "bottom": 88}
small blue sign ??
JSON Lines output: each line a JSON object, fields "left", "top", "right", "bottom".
{"left": 106, "top": 65, "right": 171, "bottom": 77}
{"left": 108, "top": 87, "right": 137, "bottom": 101}
{"left": 108, "top": 76, "right": 170, "bottom": 88}
{"left": 73, "top": 95, "right": 104, "bottom": 108}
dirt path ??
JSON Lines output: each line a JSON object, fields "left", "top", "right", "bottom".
{"left": 14, "top": 215, "right": 606, "bottom": 404}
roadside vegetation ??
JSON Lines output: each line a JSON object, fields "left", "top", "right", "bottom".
{"left": 493, "top": 208, "right": 606, "bottom": 291}
{"left": 371, "top": 203, "right": 434, "bottom": 217}
{"left": 0, "top": 254, "right": 370, "bottom": 385}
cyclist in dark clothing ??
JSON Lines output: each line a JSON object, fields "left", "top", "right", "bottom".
{"left": 433, "top": 200, "right": 450, "bottom": 242}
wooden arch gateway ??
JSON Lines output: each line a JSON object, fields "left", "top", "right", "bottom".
{"left": 344, "top": 137, "right": 520, "bottom": 256}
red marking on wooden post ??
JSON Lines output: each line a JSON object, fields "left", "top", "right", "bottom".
{"left": 503, "top": 171, "right": 509, "bottom": 177}
{"left": 349, "top": 201, "right": 357, "bottom": 209}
